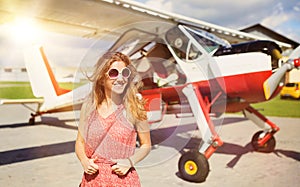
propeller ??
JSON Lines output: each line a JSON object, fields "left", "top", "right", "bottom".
{"left": 263, "top": 46, "right": 300, "bottom": 100}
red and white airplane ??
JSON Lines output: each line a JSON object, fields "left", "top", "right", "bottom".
{"left": 0, "top": 0, "right": 299, "bottom": 183}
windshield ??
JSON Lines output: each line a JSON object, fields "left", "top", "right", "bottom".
{"left": 184, "top": 26, "right": 230, "bottom": 54}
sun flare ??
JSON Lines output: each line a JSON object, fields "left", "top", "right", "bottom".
{"left": 10, "top": 17, "right": 42, "bottom": 44}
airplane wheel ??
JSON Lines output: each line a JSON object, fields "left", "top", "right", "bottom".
{"left": 251, "top": 131, "right": 276, "bottom": 153}
{"left": 29, "top": 117, "right": 35, "bottom": 125}
{"left": 178, "top": 150, "right": 209, "bottom": 183}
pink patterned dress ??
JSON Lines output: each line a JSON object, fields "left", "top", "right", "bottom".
{"left": 80, "top": 105, "right": 140, "bottom": 187}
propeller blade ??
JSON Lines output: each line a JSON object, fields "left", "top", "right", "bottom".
{"left": 263, "top": 57, "right": 300, "bottom": 100}
{"left": 289, "top": 46, "right": 300, "bottom": 59}
{"left": 263, "top": 63, "right": 292, "bottom": 100}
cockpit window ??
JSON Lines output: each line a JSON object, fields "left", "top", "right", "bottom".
{"left": 165, "top": 27, "right": 188, "bottom": 61}
{"left": 187, "top": 42, "right": 202, "bottom": 61}
{"left": 185, "top": 26, "right": 230, "bottom": 54}
{"left": 166, "top": 26, "right": 224, "bottom": 63}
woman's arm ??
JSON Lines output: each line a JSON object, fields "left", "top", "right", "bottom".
{"left": 129, "top": 129, "right": 151, "bottom": 165}
{"left": 112, "top": 120, "right": 151, "bottom": 176}
{"left": 75, "top": 101, "right": 99, "bottom": 175}
{"left": 75, "top": 131, "right": 99, "bottom": 175}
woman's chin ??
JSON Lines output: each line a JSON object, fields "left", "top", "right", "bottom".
{"left": 112, "top": 86, "right": 126, "bottom": 95}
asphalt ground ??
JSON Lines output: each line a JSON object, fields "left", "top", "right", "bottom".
{"left": 0, "top": 104, "right": 299, "bottom": 187}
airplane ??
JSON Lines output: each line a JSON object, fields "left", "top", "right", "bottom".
{"left": 1, "top": 0, "right": 300, "bottom": 183}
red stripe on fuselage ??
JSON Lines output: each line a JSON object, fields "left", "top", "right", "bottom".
{"left": 223, "top": 70, "right": 272, "bottom": 102}
{"left": 141, "top": 70, "right": 273, "bottom": 112}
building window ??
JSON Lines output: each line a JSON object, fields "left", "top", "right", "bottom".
{"left": 4, "top": 68, "right": 12, "bottom": 73}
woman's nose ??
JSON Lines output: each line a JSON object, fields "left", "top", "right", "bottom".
{"left": 116, "top": 74, "right": 125, "bottom": 81}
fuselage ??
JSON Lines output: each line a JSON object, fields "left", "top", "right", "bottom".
{"left": 141, "top": 51, "right": 275, "bottom": 114}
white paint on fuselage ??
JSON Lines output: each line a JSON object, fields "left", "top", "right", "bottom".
{"left": 173, "top": 52, "right": 272, "bottom": 83}
{"left": 212, "top": 52, "right": 272, "bottom": 77}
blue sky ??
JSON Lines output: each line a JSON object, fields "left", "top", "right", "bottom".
{"left": 136, "top": 0, "right": 300, "bottom": 42}
{"left": 0, "top": 0, "right": 299, "bottom": 69}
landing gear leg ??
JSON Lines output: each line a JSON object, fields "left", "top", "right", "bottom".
{"left": 178, "top": 84, "right": 223, "bottom": 182}
{"left": 21, "top": 102, "right": 43, "bottom": 125}
{"left": 243, "top": 106, "right": 280, "bottom": 152}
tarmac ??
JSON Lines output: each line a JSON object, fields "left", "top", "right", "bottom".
{"left": 0, "top": 104, "right": 299, "bottom": 187}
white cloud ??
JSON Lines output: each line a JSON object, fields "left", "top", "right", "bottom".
{"left": 259, "top": 1, "right": 300, "bottom": 42}
{"left": 144, "top": 0, "right": 173, "bottom": 12}
{"left": 261, "top": 2, "right": 289, "bottom": 28}
{"left": 142, "top": 0, "right": 273, "bottom": 27}
{"left": 138, "top": 0, "right": 300, "bottom": 42}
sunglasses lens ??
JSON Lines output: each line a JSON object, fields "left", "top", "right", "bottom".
{"left": 122, "top": 68, "right": 131, "bottom": 78}
{"left": 107, "top": 67, "right": 131, "bottom": 79}
{"left": 108, "top": 69, "right": 118, "bottom": 79}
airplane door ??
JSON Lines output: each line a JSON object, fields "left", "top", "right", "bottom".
{"left": 165, "top": 25, "right": 227, "bottom": 82}
{"left": 165, "top": 25, "right": 227, "bottom": 117}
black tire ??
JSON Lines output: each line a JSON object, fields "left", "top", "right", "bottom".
{"left": 280, "top": 96, "right": 286, "bottom": 99}
{"left": 178, "top": 150, "right": 209, "bottom": 183}
{"left": 29, "top": 117, "right": 35, "bottom": 125}
{"left": 251, "top": 131, "right": 276, "bottom": 153}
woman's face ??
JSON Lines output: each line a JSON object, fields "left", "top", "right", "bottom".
{"left": 104, "top": 60, "right": 130, "bottom": 96}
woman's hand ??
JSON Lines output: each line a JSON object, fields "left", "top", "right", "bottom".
{"left": 82, "top": 158, "right": 99, "bottom": 175}
{"left": 111, "top": 159, "right": 132, "bottom": 176}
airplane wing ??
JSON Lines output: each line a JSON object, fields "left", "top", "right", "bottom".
{"left": 0, "top": 0, "right": 291, "bottom": 49}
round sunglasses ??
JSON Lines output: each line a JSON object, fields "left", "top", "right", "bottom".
{"left": 106, "top": 67, "right": 131, "bottom": 79}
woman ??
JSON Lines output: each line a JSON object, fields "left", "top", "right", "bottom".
{"left": 75, "top": 52, "right": 151, "bottom": 186}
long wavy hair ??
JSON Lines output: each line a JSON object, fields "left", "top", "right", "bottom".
{"left": 88, "top": 51, "right": 147, "bottom": 121}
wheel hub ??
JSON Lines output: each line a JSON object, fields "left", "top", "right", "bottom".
{"left": 184, "top": 161, "right": 198, "bottom": 175}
